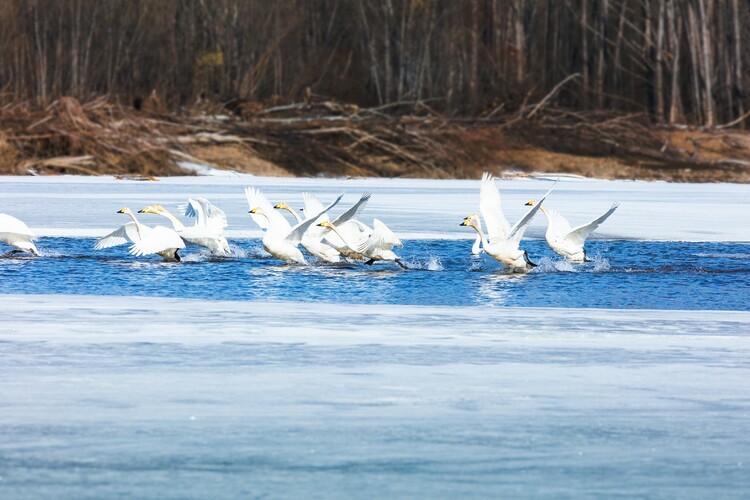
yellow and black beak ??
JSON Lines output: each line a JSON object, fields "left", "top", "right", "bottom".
{"left": 117, "top": 208, "right": 126, "bottom": 214}
{"left": 137, "top": 208, "right": 147, "bottom": 213}
{"left": 249, "top": 208, "right": 258, "bottom": 214}
{"left": 460, "top": 219, "right": 470, "bottom": 227}
{"left": 273, "top": 203, "right": 284, "bottom": 209}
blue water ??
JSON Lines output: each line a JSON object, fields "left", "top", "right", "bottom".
{"left": 1, "top": 238, "right": 749, "bottom": 310}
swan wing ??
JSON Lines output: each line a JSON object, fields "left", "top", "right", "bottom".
{"left": 94, "top": 222, "right": 148, "bottom": 249}
{"left": 302, "top": 192, "right": 327, "bottom": 220}
{"left": 358, "top": 218, "right": 401, "bottom": 254}
{"left": 332, "top": 193, "right": 371, "bottom": 225}
{"left": 0, "top": 214, "right": 35, "bottom": 238}
{"left": 183, "top": 198, "right": 228, "bottom": 231}
{"left": 566, "top": 202, "right": 619, "bottom": 245}
{"left": 129, "top": 226, "right": 185, "bottom": 256}
{"left": 302, "top": 192, "right": 330, "bottom": 239}
{"left": 323, "top": 219, "right": 370, "bottom": 248}
{"left": 285, "top": 194, "right": 343, "bottom": 244}
{"left": 479, "top": 172, "right": 511, "bottom": 241}
{"left": 507, "top": 182, "right": 556, "bottom": 243}
{"left": 244, "top": 186, "right": 290, "bottom": 233}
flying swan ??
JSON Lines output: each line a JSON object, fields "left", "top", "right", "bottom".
{"left": 460, "top": 172, "right": 555, "bottom": 272}
{"left": 245, "top": 186, "right": 342, "bottom": 264}
{"left": 524, "top": 199, "right": 619, "bottom": 261}
{"left": 0, "top": 213, "right": 39, "bottom": 256}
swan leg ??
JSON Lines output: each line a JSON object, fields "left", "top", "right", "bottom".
{"left": 365, "top": 258, "right": 375, "bottom": 265}
{"left": 395, "top": 258, "right": 408, "bottom": 269}
{"left": 523, "top": 251, "right": 537, "bottom": 269}
{"left": 583, "top": 249, "right": 592, "bottom": 262}
{"left": 5, "top": 250, "right": 23, "bottom": 256}
{"left": 174, "top": 250, "right": 181, "bottom": 262}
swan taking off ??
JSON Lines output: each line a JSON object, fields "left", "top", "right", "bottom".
{"left": 318, "top": 218, "right": 406, "bottom": 269}
{"left": 95, "top": 208, "right": 185, "bottom": 261}
{"left": 245, "top": 186, "right": 342, "bottom": 264}
{"left": 0, "top": 213, "right": 39, "bottom": 256}
{"left": 139, "top": 200, "right": 229, "bottom": 255}
{"left": 525, "top": 200, "right": 619, "bottom": 262}
{"left": 460, "top": 173, "right": 555, "bottom": 272}
{"left": 274, "top": 192, "right": 372, "bottom": 262}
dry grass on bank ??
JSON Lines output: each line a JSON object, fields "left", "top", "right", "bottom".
{"left": 0, "top": 96, "right": 748, "bottom": 182}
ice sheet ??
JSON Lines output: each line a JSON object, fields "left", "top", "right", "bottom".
{"left": 1, "top": 174, "right": 748, "bottom": 241}
{"left": 0, "top": 294, "right": 748, "bottom": 497}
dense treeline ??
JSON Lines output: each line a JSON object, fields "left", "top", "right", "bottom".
{"left": 0, "top": 0, "right": 747, "bottom": 127}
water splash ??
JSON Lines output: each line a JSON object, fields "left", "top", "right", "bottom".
{"left": 406, "top": 255, "right": 444, "bottom": 271}
{"left": 590, "top": 255, "right": 611, "bottom": 271}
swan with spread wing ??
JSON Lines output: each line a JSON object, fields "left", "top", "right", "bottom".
{"left": 95, "top": 208, "right": 184, "bottom": 261}
{"left": 274, "top": 192, "right": 372, "bottom": 262}
{"left": 138, "top": 198, "right": 229, "bottom": 255}
{"left": 318, "top": 217, "right": 406, "bottom": 269}
{"left": 245, "top": 187, "right": 342, "bottom": 264}
{"left": 460, "top": 173, "right": 555, "bottom": 272}
{"left": 524, "top": 199, "right": 619, "bottom": 261}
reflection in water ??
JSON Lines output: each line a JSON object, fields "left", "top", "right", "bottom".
{"left": 477, "top": 271, "right": 528, "bottom": 305}
{"left": 0, "top": 237, "right": 748, "bottom": 310}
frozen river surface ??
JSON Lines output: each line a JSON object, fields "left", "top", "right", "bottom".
{"left": 0, "top": 175, "right": 749, "bottom": 497}
{"left": 0, "top": 295, "right": 749, "bottom": 498}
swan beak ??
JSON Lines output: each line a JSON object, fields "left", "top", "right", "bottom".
{"left": 460, "top": 220, "right": 470, "bottom": 226}
{"left": 137, "top": 207, "right": 152, "bottom": 214}
{"left": 318, "top": 221, "right": 332, "bottom": 228}
{"left": 525, "top": 200, "right": 536, "bottom": 206}
{"left": 273, "top": 203, "right": 286, "bottom": 209}
{"left": 117, "top": 208, "right": 127, "bottom": 214}
{"left": 249, "top": 208, "right": 258, "bottom": 214}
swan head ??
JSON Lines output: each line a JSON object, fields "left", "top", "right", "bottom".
{"left": 317, "top": 221, "right": 335, "bottom": 229}
{"left": 460, "top": 214, "right": 480, "bottom": 228}
{"left": 138, "top": 205, "right": 166, "bottom": 215}
{"left": 248, "top": 207, "right": 263, "bottom": 215}
{"left": 525, "top": 200, "right": 538, "bottom": 207}
{"left": 117, "top": 208, "right": 131, "bottom": 215}
{"left": 273, "top": 202, "right": 290, "bottom": 210}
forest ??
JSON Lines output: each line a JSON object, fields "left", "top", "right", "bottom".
{"left": 0, "top": 0, "right": 748, "bottom": 180}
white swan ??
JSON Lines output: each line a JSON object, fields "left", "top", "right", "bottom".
{"left": 0, "top": 213, "right": 39, "bottom": 256}
{"left": 95, "top": 208, "right": 184, "bottom": 261}
{"left": 129, "top": 225, "right": 185, "bottom": 262}
{"left": 245, "top": 186, "right": 342, "bottom": 264}
{"left": 274, "top": 193, "right": 372, "bottom": 261}
{"left": 460, "top": 173, "right": 555, "bottom": 271}
{"left": 138, "top": 201, "right": 229, "bottom": 255}
{"left": 319, "top": 218, "right": 406, "bottom": 268}
{"left": 95, "top": 208, "right": 148, "bottom": 250}
{"left": 524, "top": 200, "right": 619, "bottom": 261}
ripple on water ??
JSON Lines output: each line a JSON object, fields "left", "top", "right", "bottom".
{"left": 0, "top": 238, "right": 748, "bottom": 310}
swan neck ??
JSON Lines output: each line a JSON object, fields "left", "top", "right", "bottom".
{"left": 328, "top": 224, "right": 355, "bottom": 248}
{"left": 125, "top": 211, "right": 145, "bottom": 239}
{"left": 160, "top": 209, "right": 186, "bottom": 231}
{"left": 471, "top": 220, "right": 489, "bottom": 246}
{"left": 283, "top": 207, "right": 303, "bottom": 223}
